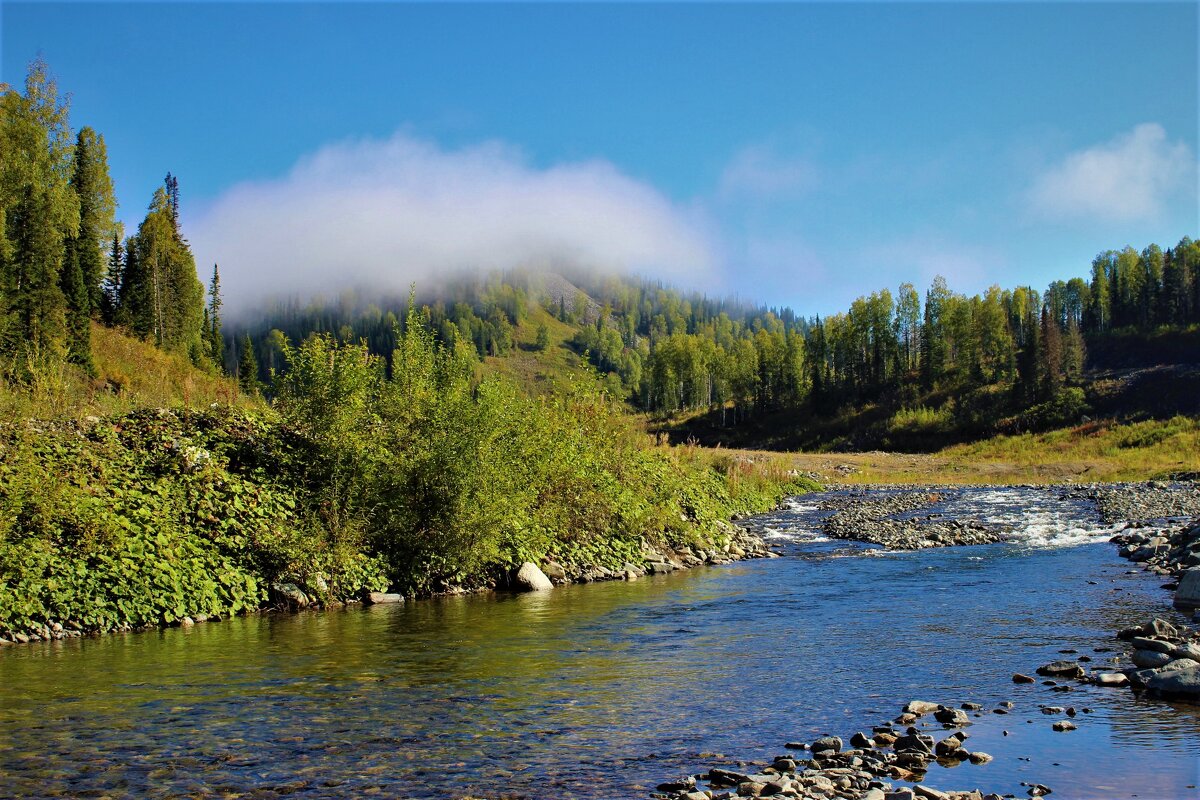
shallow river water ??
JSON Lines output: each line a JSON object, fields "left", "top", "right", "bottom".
{"left": 2, "top": 486, "right": 1199, "bottom": 799}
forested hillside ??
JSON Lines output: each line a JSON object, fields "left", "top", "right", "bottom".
{"left": 235, "top": 238, "right": 1199, "bottom": 451}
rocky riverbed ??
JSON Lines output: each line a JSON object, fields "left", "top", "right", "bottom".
{"left": 1060, "top": 480, "right": 1200, "bottom": 525}
{"left": 818, "top": 488, "right": 1006, "bottom": 550}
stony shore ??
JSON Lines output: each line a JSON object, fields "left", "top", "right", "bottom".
{"left": 1059, "top": 480, "right": 1200, "bottom": 525}
{"left": 1026, "top": 508, "right": 1200, "bottom": 705}
{"left": 649, "top": 700, "right": 1025, "bottom": 800}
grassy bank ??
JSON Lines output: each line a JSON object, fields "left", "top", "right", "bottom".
{"left": 0, "top": 322, "right": 815, "bottom": 643}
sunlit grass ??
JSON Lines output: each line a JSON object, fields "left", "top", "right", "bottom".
{"left": 0, "top": 323, "right": 259, "bottom": 422}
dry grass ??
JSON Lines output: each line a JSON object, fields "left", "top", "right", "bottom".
{"left": 722, "top": 416, "right": 1200, "bottom": 486}
{"left": 0, "top": 323, "right": 260, "bottom": 422}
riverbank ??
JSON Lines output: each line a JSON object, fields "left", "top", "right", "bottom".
{"left": 0, "top": 404, "right": 812, "bottom": 647}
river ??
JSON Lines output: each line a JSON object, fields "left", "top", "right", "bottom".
{"left": 1, "top": 486, "right": 1198, "bottom": 799}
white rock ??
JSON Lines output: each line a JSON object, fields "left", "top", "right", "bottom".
{"left": 516, "top": 562, "right": 554, "bottom": 591}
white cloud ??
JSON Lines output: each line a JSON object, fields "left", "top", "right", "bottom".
{"left": 191, "top": 132, "right": 716, "bottom": 312}
{"left": 718, "top": 144, "right": 818, "bottom": 200}
{"left": 1028, "top": 123, "right": 1195, "bottom": 223}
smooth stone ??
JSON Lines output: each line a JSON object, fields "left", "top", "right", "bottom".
{"left": 1131, "top": 649, "right": 1174, "bottom": 669}
{"left": 515, "top": 562, "right": 553, "bottom": 591}
{"left": 1094, "top": 672, "right": 1129, "bottom": 687}
{"left": 968, "top": 751, "right": 994, "bottom": 764}
{"left": 655, "top": 776, "right": 696, "bottom": 792}
{"left": 1143, "top": 618, "right": 1179, "bottom": 639}
{"left": 1051, "top": 720, "right": 1077, "bottom": 731}
{"left": 903, "top": 700, "right": 940, "bottom": 715}
{"left": 1130, "top": 636, "right": 1175, "bottom": 653}
{"left": 363, "top": 591, "right": 403, "bottom": 605}
{"left": 271, "top": 582, "right": 309, "bottom": 609}
{"left": 1012, "top": 673, "right": 1036, "bottom": 684}
{"left": 541, "top": 561, "right": 568, "bottom": 583}
{"left": 934, "top": 737, "right": 962, "bottom": 756}
{"left": 1146, "top": 666, "right": 1200, "bottom": 700}
{"left": 850, "top": 732, "right": 873, "bottom": 748}
{"left": 934, "top": 708, "right": 969, "bottom": 725}
{"left": 1168, "top": 642, "right": 1200, "bottom": 661}
{"left": 811, "top": 735, "right": 843, "bottom": 754}
{"left": 709, "top": 768, "right": 751, "bottom": 786}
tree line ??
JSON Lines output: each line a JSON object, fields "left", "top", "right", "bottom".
{"left": 562, "top": 241, "right": 1198, "bottom": 424}
{"left": 1, "top": 59, "right": 223, "bottom": 380}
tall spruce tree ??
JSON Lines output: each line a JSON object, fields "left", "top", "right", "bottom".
{"left": 207, "top": 263, "right": 224, "bottom": 369}
{"left": 100, "top": 234, "right": 123, "bottom": 324}
{"left": 0, "top": 58, "right": 80, "bottom": 364}
{"left": 121, "top": 180, "right": 205, "bottom": 361}
{"left": 65, "top": 127, "right": 117, "bottom": 310}
{"left": 237, "top": 333, "right": 259, "bottom": 395}
{"left": 59, "top": 127, "right": 117, "bottom": 372}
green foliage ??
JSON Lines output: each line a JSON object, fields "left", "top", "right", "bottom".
{"left": 0, "top": 406, "right": 390, "bottom": 638}
{"left": 1022, "top": 387, "right": 1089, "bottom": 430}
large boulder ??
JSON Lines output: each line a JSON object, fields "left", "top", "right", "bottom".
{"left": 1174, "top": 569, "right": 1200, "bottom": 611}
{"left": 516, "top": 562, "right": 554, "bottom": 592}
{"left": 1132, "top": 649, "right": 1174, "bottom": 669}
{"left": 1146, "top": 666, "right": 1200, "bottom": 700}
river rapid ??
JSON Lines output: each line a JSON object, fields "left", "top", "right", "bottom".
{"left": 1, "top": 486, "right": 1198, "bottom": 799}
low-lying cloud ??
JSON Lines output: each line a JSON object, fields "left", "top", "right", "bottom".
{"left": 191, "top": 132, "right": 716, "bottom": 312}
{"left": 1028, "top": 123, "right": 1195, "bottom": 223}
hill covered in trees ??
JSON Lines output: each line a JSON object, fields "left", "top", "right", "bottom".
{"left": 233, "top": 236, "right": 1199, "bottom": 452}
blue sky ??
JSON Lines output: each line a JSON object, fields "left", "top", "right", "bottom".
{"left": 3, "top": 2, "right": 1197, "bottom": 314}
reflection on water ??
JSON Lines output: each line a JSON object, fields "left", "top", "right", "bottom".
{"left": 1, "top": 487, "right": 1198, "bottom": 799}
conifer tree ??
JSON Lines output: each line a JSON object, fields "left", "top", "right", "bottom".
{"left": 207, "top": 264, "right": 224, "bottom": 369}
{"left": 121, "top": 179, "right": 205, "bottom": 361}
{"left": 1039, "top": 307, "right": 1064, "bottom": 401}
{"left": 237, "top": 333, "right": 260, "bottom": 394}
{"left": 59, "top": 240, "right": 93, "bottom": 372}
{"left": 0, "top": 58, "right": 80, "bottom": 363}
{"left": 100, "top": 234, "right": 123, "bottom": 324}
{"left": 65, "top": 127, "right": 117, "bottom": 311}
